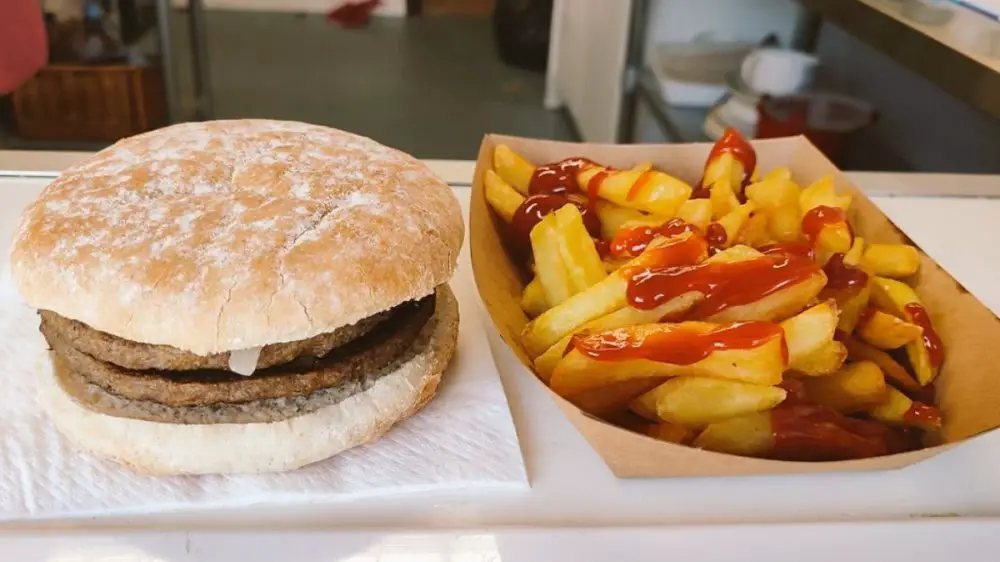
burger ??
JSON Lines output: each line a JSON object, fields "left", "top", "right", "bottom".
{"left": 9, "top": 120, "right": 465, "bottom": 475}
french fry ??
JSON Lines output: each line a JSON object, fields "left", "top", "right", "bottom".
{"left": 677, "top": 199, "right": 713, "bottom": 230}
{"left": 801, "top": 361, "right": 887, "bottom": 413}
{"left": 483, "top": 170, "right": 525, "bottom": 222}
{"left": 523, "top": 234, "right": 709, "bottom": 358}
{"left": 577, "top": 166, "right": 692, "bottom": 216}
{"left": 568, "top": 378, "right": 664, "bottom": 418}
{"left": 593, "top": 201, "right": 666, "bottom": 240}
{"left": 710, "top": 176, "right": 741, "bottom": 219}
{"left": 870, "top": 276, "right": 940, "bottom": 385}
{"left": 553, "top": 205, "right": 607, "bottom": 293}
{"left": 780, "top": 300, "right": 839, "bottom": 366}
{"left": 763, "top": 167, "right": 792, "bottom": 182}
{"left": 530, "top": 213, "right": 573, "bottom": 309}
{"left": 631, "top": 377, "right": 787, "bottom": 429}
{"left": 520, "top": 277, "right": 548, "bottom": 318}
{"left": 550, "top": 323, "right": 788, "bottom": 396}
{"left": 862, "top": 244, "right": 920, "bottom": 278}
{"left": 713, "top": 201, "right": 757, "bottom": 248}
{"left": 746, "top": 177, "right": 799, "bottom": 210}
{"left": 844, "top": 236, "right": 866, "bottom": 266}
{"left": 693, "top": 411, "right": 773, "bottom": 457}
{"left": 533, "top": 295, "right": 700, "bottom": 381}
{"left": 869, "top": 386, "right": 942, "bottom": 430}
{"left": 799, "top": 175, "right": 852, "bottom": 213}
{"left": 703, "top": 152, "right": 742, "bottom": 189}
{"left": 840, "top": 334, "right": 922, "bottom": 394}
{"left": 857, "top": 307, "right": 922, "bottom": 349}
{"left": 837, "top": 282, "right": 871, "bottom": 334}
{"left": 768, "top": 205, "right": 802, "bottom": 242}
{"left": 492, "top": 144, "right": 535, "bottom": 195}
{"left": 790, "top": 340, "right": 848, "bottom": 376}
{"left": 707, "top": 269, "right": 828, "bottom": 323}
{"left": 705, "top": 244, "right": 763, "bottom": 263}
{"left": 630, "top": 161, "right": 653, "bottom": 173}
{"left": 737, "top": 211, "right": 773, "bottom": 247}
{"left": 646, "top": 421, "right": 696, "bottom": 444}
{"left": 522, "top": 273, "right": 628, "bottom": 358}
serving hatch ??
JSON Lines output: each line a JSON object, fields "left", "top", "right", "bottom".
{"left": 469, "top": 133, "right": 1000, "bottom": 478}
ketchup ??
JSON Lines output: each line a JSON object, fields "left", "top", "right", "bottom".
{"left": 571, "top": 321, "right": 784, "bottom": 365}
{"left": 822, "top": 253, "right": 869, "bottom": 298}
{"left": 759, "top": 242, "right": 815, "bottom": 260}
{"left": 801, "top": 205, "right": 848, "bottom": 244}
{"left": 626, "top": 170, "right": 657, "bottom": 201}
{"left": 509, "top": 193, "right": 601, "bottom": 247}
{"left": 586, "top": 169, "right": 613, "bottom": 205}
{"left": 609, "top": 218, "right": 697, "bottom": 258}
{"left": 704, "top": 128, "right": 757, "bottom": 189}
{"left": 626, "top": 253, "right": 821, "bottom": 318}
{"left": 770, "top": 403, "right": 891, "bottom": 461}
{"left": 903, "top": 401, "right": 942, "bottom": 429}
{"left": 528, "top": 157, "right": 597, "bottom": 196}
{"left": 705, "top": 223, "right": 727, "bottom": 255}
{"left": 904, "top": 302, "right": 944, "bottom": 368}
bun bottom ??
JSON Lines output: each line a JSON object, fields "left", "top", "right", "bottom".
{"left": 35, "top": 285, "right": 459, "bottom": 476}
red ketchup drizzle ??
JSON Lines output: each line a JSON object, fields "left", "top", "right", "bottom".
{"left": 609, "top": 218, "right": 697, "bottom": 258}
{"left": 801, "top": 205, "right": 847, "bottom": 244}
{"left": 625, "top": 253, "right": 821, "bottom": 318}
{"left": 759, "top": 242, "right": 816, "bottom": 260}
{"left": 627, "top": 170, "right": 657, "bottom": 201}
{"left": 822, "top": 253, "right": 869, "bottom": 298}
{"left": 509, "top": 193, "right": 601, "bottom": 248}
{"left": 528, "top": 157, "right": 597, "bottom": 196}
{"left": 571, "top": 321, "right": 784, "bottom": 365}
{"left": 587, "top": 169, "right": 613, "bottom": 205}
{"left": 769, "top": 403, "right": 894, "bottom": 461}
{"left": 903, "top": 401, "right": 942, "bottom": 429}
{"left": 704, "top": 223, "right": 727, "bottom": 255}
{"left": 904, "top": 302, "right": 944, "bottom": 368}
{"left": 704, "top": 127, "right": 757, "bottom": 189}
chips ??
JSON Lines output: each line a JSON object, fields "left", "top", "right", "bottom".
{"left": 482, "top": 134, "right": 945, "bottom": 462}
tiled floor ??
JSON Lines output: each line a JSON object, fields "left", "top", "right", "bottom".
{"left": 172, "top": 10, "right": 575, "bottom": 159}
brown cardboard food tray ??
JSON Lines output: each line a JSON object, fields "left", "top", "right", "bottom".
{"left": 469, "top": 133, "right": 1000, "bottom": 478}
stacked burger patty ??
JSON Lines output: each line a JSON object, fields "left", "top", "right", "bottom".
{"left": 39, "top": 291, "right": 440, "bottom": 424}
{"left": 9, "top": 120, "right": 465, "bottom": 475}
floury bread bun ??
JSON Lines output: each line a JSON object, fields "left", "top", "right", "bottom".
{"left": 9, "top": 119, "right": 464, "bottom": 475}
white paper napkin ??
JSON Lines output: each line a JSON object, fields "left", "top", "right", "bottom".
{"left": 0, "top": 256, "right": 527, "bottom": 520}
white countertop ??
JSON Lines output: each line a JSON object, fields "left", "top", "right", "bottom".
{"left": 3, "top": 155, "right": 1000, "bottom": 560}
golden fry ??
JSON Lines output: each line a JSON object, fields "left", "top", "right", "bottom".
{"left": 484, "top": 170, "right": 525, "bottom": 222}
{"left": 710, "top": 176, "right": 740, "bottom": 219}
{"left": 844, "top": 236, "right": 865, "bottom": 266}
{"left": 763, "top": 167, "right": 792, "bottom": 182}
{"left": 492, "top": 144, "right": 535, "bottom": 195}
{"left": 677, "top": 199, "right": 713, "bottom": 230}
{"left": 790, "top": 340, "right": 848, "bottom": 376}
{"left": 768, "top": 205, "right": 802, "bottom": 242}
{"left": 870, "top": 276, "right": 938, "bottom": 385}
{"left": 738, "top": 211, "right": 773, "bottom": 247}
{"left": 707, "top": 269, "right": 828, "bottom": 323}
{"left": 780, "top": 299, "right": 839, "bottom": 367}
{"left": 554, "top": 205, "right": 607, "bottom": 293}
{"left": 863, "top": 244, "right": 920, "bottom": 278}
{"left": 799, "top": 175, "right": 852, "bottom": 213}
{"left": 841, "top": 334, "right": 922, "bottom": 393}
{"left": 837, "top": 282, "right": 871, "bottom": 334}
{"left": 869, "top": 386, "right": 942, "bottom": 430}
{"left": 646, "top": 421, "right": 696, "bottom": 445}
{"left": 530, "top": 213, "right": 573, "bottom": 309}
{"left": 577, "top": 166, "right": 692, "bottom": 216}
{"left": 857, "top": 307, "right": 922, "bottom": 350}
{"left": 550, "top": 323, "right": 787, "bottom": 396}
{"left": 521, "top": 273, "right": 629, "bottom": 358}
{"left": 714, "top": 201, "right": 758, "bottom": 248}
{"left": 520, "top": 276, "right": 549, "bottom": 318}
{"left": 593, "top": 201, "right": 665, "bottom": 240}
{"left": 801, "top": 361, "right": 887, "bottom": 413}
{"left": 694, "top": 411, "right": 773, "bottom": 457}
{"left": 631, "top": 377, "right": 786, "bottom": 429}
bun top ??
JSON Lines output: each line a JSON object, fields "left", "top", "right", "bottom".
{"left": 10, "top": 120, "right": 464, "bottom": 355}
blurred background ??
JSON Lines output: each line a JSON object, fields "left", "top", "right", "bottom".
{"left": 4, "top": 0, "right": 1000, "bottom": 171}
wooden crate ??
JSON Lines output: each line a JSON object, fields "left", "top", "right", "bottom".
{"left": 11, "top": 63, "right": 167, "bottom": 142}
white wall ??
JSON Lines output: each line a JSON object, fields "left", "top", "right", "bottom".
{"left": 642, "top": 0, "right": 803, "bottom": 56}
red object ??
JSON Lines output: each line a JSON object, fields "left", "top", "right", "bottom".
{"left": 0, "top": 0, "right": 47, "bottom": 94}
{"left": 704, "top": 223, "right": 728, "bottom": 255}
{"left": 626, "top": 170, "right": 656, "bottom": 201}
{"left": 705, "top": 127, "right": 757, "bottom": 188}
{"left": 609, "top": 218, "right": 697, "bottom": 258}
{"left": 903, "top": 401, "right": 942, "bottom": 430}
{"left": 822, "top": 253, "right": 869, "bottom": 298}
{"left": 756, "top": 94, "right": 876, "bottom": 163}
{"left": 801, "top": 205, "right": 848, "bottom": 244}
{"left": 904, "top": 302, "right": 944, "bottom": 368}
{"left": 586, "top": 169, "right": 612, "bottom": 204}
{"left": 625, "top": 252, "right": 820, "bottom": 319}
{"left": 759, "top": 242, "right": 815, "bottom": 260}
{"left": 326, "top": 0, "right": 381, "bottom": 28}
{"left": 529, "top": 157, "right": 597, "bottom": 196}
{"left": 770, "top": 403, "right": 893, "bottom": 461}
{"left": 509, "top": 193, "right": 601, "bottom": 248}
{"left": 571, "top": 321, "right": 785, "bottom": 365}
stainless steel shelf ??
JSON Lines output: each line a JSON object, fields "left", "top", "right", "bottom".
{"left": 631, "top": 67, "right": 712, "bottom": 143}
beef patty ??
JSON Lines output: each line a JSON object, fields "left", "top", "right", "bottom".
{"left": 41, "top": 294, "right": 435, "bottom": 407}
{"left": 39, "top": 307, "right": 393, "bottom": 372}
